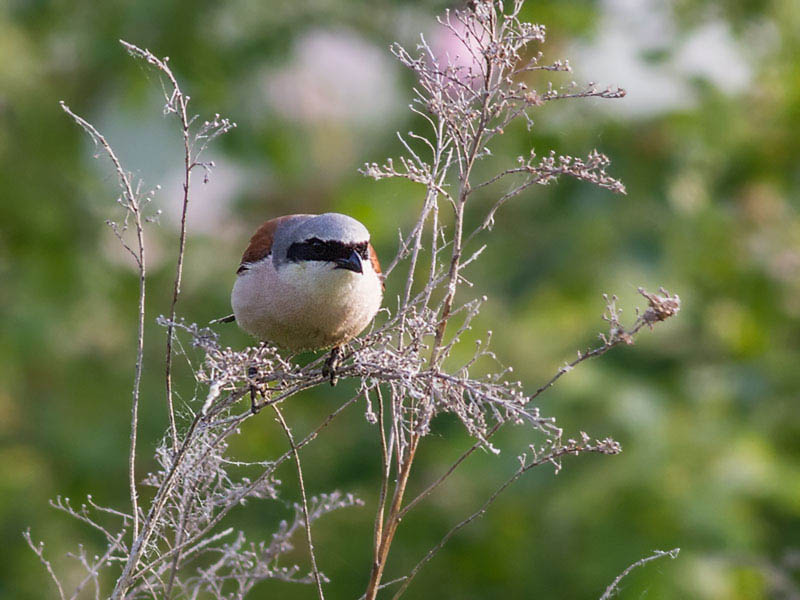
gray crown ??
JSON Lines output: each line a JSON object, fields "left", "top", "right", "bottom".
{"left": 272, "top": 213, "right": 370, "bottom": 266}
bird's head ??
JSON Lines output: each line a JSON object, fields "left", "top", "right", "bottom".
{"left": 271, "top": 213, "right": 372, "bottom": 278}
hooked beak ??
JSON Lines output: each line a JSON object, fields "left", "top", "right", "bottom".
{"left": 334, "top": 249, "right": 363, "bottom": 274}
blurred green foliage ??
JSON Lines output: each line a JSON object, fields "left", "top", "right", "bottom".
{"left": 1, "top": 0, "right": 799, "bottom": 598}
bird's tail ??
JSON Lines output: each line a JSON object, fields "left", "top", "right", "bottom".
{"left": 210, "top": 314, "right": 236, "bottom": 324}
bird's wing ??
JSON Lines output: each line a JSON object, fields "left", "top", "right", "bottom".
{"left": 368, "top": 243, "right": 384, "bottom": 290}
{"left": 237, "top": 214, "right": 309, "bottom": 274}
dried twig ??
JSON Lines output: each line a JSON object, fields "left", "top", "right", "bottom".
{"left": 359, "top": 2, "right": 637, "bottom": 595}
{"left": 119, "top": 40, "right": 236, "bottom": 455}
{"left": 23, "top": 530, "right": 66, "bottom": 600}
{"left": 394, "top": 436, "right": 624, "bottom": 599}
{"left": 59, "top": 101, "right": 147, "bottom": 541}
{"left": 273, "top": 404, "right": 326, "bottom": 600}
{"left": 599, "top": 548, "right": 680, "bottom": 600}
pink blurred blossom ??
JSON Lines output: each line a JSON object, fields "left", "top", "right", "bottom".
{"left": 265, "top": 28, "right": 399, "bottom": 126}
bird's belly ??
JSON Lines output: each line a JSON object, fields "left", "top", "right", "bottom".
{"left": 231, "top": 261, "right": 381, "bottom": 350}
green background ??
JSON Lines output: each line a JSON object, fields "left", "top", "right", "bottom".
{"left": 2, "top": 0, "right": 799, "bottom": 597}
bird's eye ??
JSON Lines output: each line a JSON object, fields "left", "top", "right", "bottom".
{"left": 307, "top": 239, "right": 326, "bottom": 256}
{"left": 357, "top": 242, "right": 369, "bottom": 260}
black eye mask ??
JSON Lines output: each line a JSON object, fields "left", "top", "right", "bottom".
{"left": 287, "top": 238, "right": 369, "bottom": 263}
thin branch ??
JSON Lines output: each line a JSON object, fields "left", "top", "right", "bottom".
{"left": 364, "top": 435, "right": 420, "bottom": 600}
{"left": 59, "top": 101, "right": 145, "bottom": 541}
{"left": 68, "top": 530, "right": 127, "bottom": 600}
{"left": 273, "top": 404, "right": 326, "bottom": 600}
{"left": 371, "top": 385, "right": 392, "bottom": 590}
{"left": 392, "top": 440, "right": 622, "bottom": 599}
{"left": 120, "top": 40, "right": 192, "bottom": 453}
{"left": 128, "top": 394, "right": 359, "bottom": 586}
{"left": 356, "top": 576, "right": 408, "bottom": 600}
{"left": 398, "top": 290, "right": 669, "bottom": 521}
{"left": 163, "top": 487, "right": 193, "bottom": 599}
{"left": 599, "top": 548, "right": 680, "bottom": 600}
{"left": 24, "top": 530, "right": 66, "bottom": 600}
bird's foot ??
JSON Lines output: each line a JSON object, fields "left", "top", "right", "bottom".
{"left": 248, "top": 365, "right": 265, "bottom": 413}
{"left": 322, "top": 345, "right": 343, "bottom": 387}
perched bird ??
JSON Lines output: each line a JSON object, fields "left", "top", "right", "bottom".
{"left": 226, "top": 213, "right": 383, "bottom": 383}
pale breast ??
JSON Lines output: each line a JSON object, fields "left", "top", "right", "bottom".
{"left": 231, "top": 257, "right": 382, "bottom": 350}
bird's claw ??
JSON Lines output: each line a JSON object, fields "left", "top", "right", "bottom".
{"left": 248, "top": 366, "right": 264, "bottom": 413}
{"left": 322, "top": 346, "right": 343, "bottom": 387}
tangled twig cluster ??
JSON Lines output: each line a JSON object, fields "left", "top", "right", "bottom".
{"left": 30, "top": 1, "right": 681, "bottom": 598}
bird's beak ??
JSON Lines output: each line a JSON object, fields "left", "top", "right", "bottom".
{"left": 334, "top": 249, "right": 363, "bottom": 274}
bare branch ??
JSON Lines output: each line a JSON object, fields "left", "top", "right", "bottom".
{"left": 23, "top": 530, "right": 66, "bottom": 600}
{"left": 393, "top": 437, "right": 624, "bottom": 599}
{"left": 273, "top": 404, "right": 326, "bottom": 600}
{"left": 60, "top": 100, "right": 146, "bottom": 541}
{"left": 599, "top": 548, "right": 680, "bottom": 600}
{"left": 120, "top": 40, "right": 236, "bottom": 455}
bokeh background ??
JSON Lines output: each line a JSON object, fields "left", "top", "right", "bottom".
{"left": 2, "top": 0, "right": 799, "bottom": 598}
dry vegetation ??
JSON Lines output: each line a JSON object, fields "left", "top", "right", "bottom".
{"left": 29, "top": 1, "right": 680, "bottom": 598}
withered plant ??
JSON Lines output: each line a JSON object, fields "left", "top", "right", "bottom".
{"left": 28, "top": 1, "right": 680, "bottom": 598}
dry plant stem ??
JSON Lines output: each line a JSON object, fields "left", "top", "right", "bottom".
{"left": 273, "top": 404, "right": 326, "bottom": 600}
{"left": 59, "top": 102, "right": 145, "bottom": 542}
{"left": 107, "top": 42, "right": 238, "bottom": 599}
{"left": 110, "top": 408, "right": 207, "bottom": 598}
{"left": 371, "top": 386, "right": 392, "bottom": 582}
{"left": 388, "top": 315, "right": 659, "bottom": 594}
{"left": 397, "top": 427, "right": 498, "bottom": 522}
{"left": 430, "top": 64, "right": 492, "bottom": 367}
{"left": 599, "top": 548, "right": 680, "bottom": 600}
{"left": 68, "top": 530, "right": 128, "bottom": 600}
{"left": 369, "top": 11, "right": 500, "bottom": 596}
{"left": 151, "top": 51, "right": 193, "bottom": 456}
{"left": 367, "top": 384, "right": 421, "bottom": 600}
{"left": 164, "top": 95, "right": 192, "bottom": 456}
{"left": 115, "top": 393, "right": 240, "bottom": 596}
{"left": 392, "top": 444, "right": 608, "bottom": 600}
{"left": 23, "top": 530, "right": 66, "bottom": 600}
{"left": 130, "top": 232, "right": 145, "bottom": 543}
{"left": 369, "top": 30, "right": 494, "bottom": 600}
{"left": 367, "top": 297, "right": 663, "bottom": 596}
{"left": 126, "top": 394, "right": 360, "bottom": 589}
{"left": 400, "top": 307, "right": 655, "bottom": 521}
{"left": 366, "top": 435, "right": 420, "bottom": 600}
{"left": 357, "top": 577, "right": 408, "bottom": 600}
{"left": 117, "top": 41, "right": 217, "bottom": 456}
{"left": 396, "top": 196, "right": 434, "bottom": 344}
{"left": 114, "top": 387, "right": 243, "bottom": 596}
{"left": 163, "top": 486, "right": 193, "bottom": 599}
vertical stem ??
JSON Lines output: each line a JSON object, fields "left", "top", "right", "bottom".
{"left": 163, "top": 485, "right": 193, "bottom": 599}
{"left": 372, "top": 386, "right": 391, "bottom": 579}
{"left": 366, "top": 10, "right": 503, "bottom": 598}
{"left": 60, "top": 100, "right": 149, "bottom": 587}
{"left": 164, "top": 96, "right": 192, "bottom": 454}
{"left": 111, "top": 411, "right": 204, "bottom": 599}
{"left": 130, "top": 221, "right": 146, "bottom": 541}
{"left": 364, "top": 434, "right": 420, "bottom": 600}
{"left": 430, "top": 17, "right": 497, "bottom": 368}
{"left": 273, "top": 405, "right": 325, "bottom": 600}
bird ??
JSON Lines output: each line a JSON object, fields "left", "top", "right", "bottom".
{"left": 223, "top": 212, "right": 383, "bottom": 385}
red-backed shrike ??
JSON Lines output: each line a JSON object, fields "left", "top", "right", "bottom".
{"left": 227, "top": 213, "right": 383, "bottom": 382}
